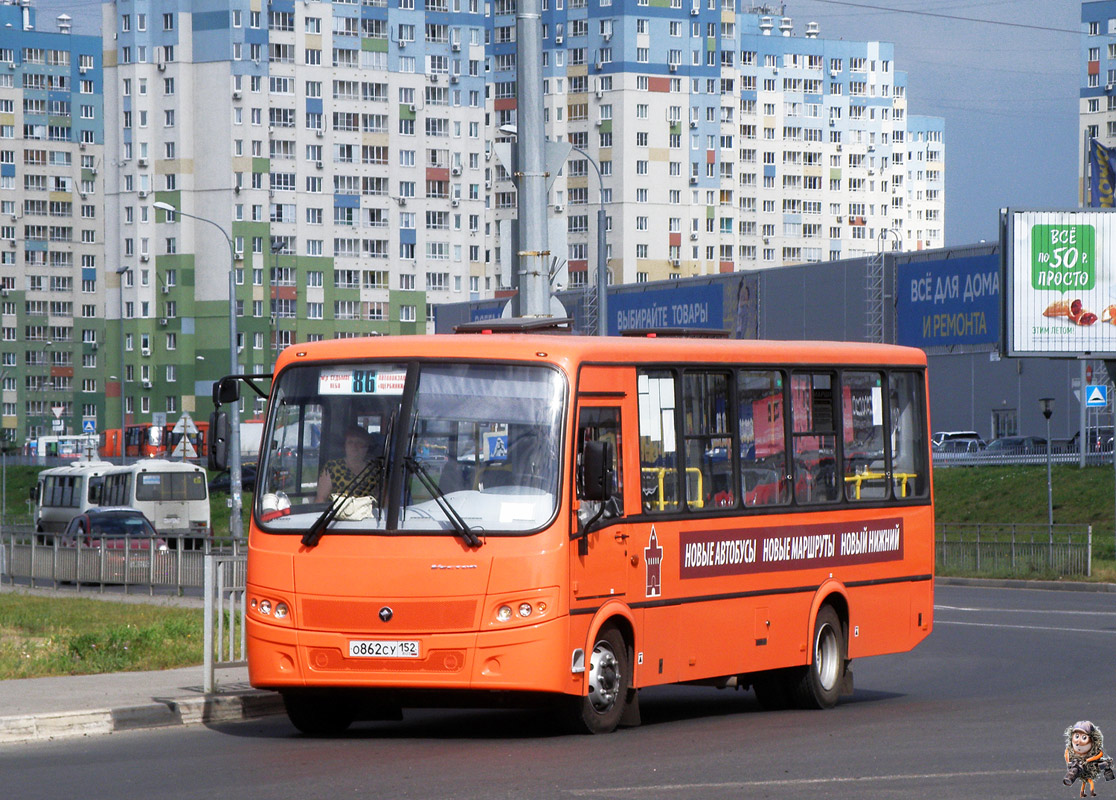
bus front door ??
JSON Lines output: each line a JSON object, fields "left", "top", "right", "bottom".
{"left": 570, "top": 405, "right": 632, "bottom": 603}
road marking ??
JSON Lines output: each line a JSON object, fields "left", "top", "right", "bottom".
{"left": 935, "top": 619, "right": 1116, "bottom": 634}
{"left": 565, "top": 769, "right": 1049, "bottom": 796}
{"left": 936, "top": 604, "right": 1116, "bottom": 616}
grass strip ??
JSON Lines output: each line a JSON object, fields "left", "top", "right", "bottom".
{"left": 0, "top": 594, "right": 203, "bottom": 679}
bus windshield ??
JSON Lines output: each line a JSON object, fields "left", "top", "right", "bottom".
{"left": 258, "top": 361, "right": 566, "bottom": 535}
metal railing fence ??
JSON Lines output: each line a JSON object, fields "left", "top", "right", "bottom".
{"left": 936, "top": 523, "right": 1092, "bottom": 578}
{"left": 203, "top": 553, "right": 247, "bottom": 692}
{"left": 934, "top": 449, "right": 1114, "bottom": 468}
{"left": 0, "top": 525, "right": 242, "bottom": 593}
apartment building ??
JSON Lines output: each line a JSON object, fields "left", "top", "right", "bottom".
{"left": 1082, "top": 1, "right": 1116, "bottom": 199}
{"left": 94, "top": 0, "right": 943, "bottom": 435}
{"left": 535, "top": 8, "right": 944, "bottom": 287}
{"left": 0, "top": 1, "right": 103, "bottom": 443}
{"left": 103, "top": 0, "right": 490, "bottom": 428}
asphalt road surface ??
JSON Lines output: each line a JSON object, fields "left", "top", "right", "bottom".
{"left": 3, "top": 583, "right": 1111, "bottom": 800}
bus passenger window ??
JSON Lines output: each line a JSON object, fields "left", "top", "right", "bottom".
{"left": 737, "top": 370, "right": 790, "bottom": 506}
{"left": 842, "top": 372, "right": 887, "bottom": 502}
{"left": 577, "top": 407, "right": 623, "bottom": 526}
{"left": 638, "top": 371, "right": 679, "bottom": 513}
{"left": 682, "top": 372, "right": 731, "bottom": 510}
{"left": 889, "top": 372, "right": 928, "bottom": 499}
{"left": 791, "top": 372, "right": 839, "bottom": 504}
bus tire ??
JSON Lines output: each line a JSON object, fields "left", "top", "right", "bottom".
{"left": 792, "top": 605, "right": 845, "bottom": 709}
{"left": 566, "top": 625, "right": 630, "bottom": 734}
{"left": 282, "top": 691, "right": 354, "bottom": 736}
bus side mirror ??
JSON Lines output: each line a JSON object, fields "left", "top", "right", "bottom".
{"left": 212, "top": 377, "right": 241, "bottom": 407}
{"left": 580, "top": 440, "right": 612, "bottom": 502}
{"left": 29, "top": 484, "right": 39, "bottom": 503}
{"left": 209, "top": 410, "right": 230, "bottom": 472}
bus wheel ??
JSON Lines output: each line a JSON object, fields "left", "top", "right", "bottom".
{"left": 567, "top": 625, "right": 630, "bottom": 734}
{"left": 282, "top": 691, "right": 353, "bottom": 736}
{"left": 792, "top": 605, "right": 845, "bottom": 709}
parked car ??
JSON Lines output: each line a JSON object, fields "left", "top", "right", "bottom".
{"left": 208, "top": 463, "right": 257, "bottom": 493}
{"left": 933, "top": 439, "right": 983, "bottom": 454}
{"left": 61, "top": 507, "right": 166, "bottom": 549}
{"left": 984, "top": 436, "right": 1047, "bottom": 455}
{"left": 60, "top": 507, "right": 167, "bottom": 583}
{"left": 931, "top": 431, "right": 986, "bottom": 449}
{"left": 1069, "top": 428, "right": 1115, "bottom": 453}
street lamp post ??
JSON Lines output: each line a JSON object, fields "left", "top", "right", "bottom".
{"left": 498, "top": 124, "right": 608, "bottom": 334}
{"left": 153, "top": 201, "right": 243, "bottom": 541}
{"left": 0, "top": 367, "right": 9, "bottom": 527}
{"left": 116, "top": 265, "right": 131, "bottom": 464}
{"left": 569, "top": 144, "right": 608, "bottom": 336}
{"left": 270, "top": 241, "right": 285, "bottom": 368}
{"left": 1040, "top": 397, "right": 1054, "bottom": 532}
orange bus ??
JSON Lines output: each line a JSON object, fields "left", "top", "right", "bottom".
{"left": 164, "top": 419, "right": 209, "bottom": 460}
{"left": 228, "top": 329, "right": 933, "bottom": 734}
{"left": 99, "top": 424, "right": 166, "bottom": 460}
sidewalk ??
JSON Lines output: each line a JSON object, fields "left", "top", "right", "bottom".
{"left": 0, "top": 663, "right": 284, "bottom": 745}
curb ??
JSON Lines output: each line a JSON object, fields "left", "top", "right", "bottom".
{"left": 937, "top": 576, "right": 1116, "bottom": 592}
{"left": 0, "top": 690, "right": 284, "bottom": 745}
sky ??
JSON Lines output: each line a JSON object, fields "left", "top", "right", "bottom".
{"left": 30, "top": 0, "right": 1085, "bottom": 248}
{"left": 789, "top": 0, "right": 1083, "bottom": 246}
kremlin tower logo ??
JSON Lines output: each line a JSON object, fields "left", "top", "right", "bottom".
{"left": 644, "top": 527, "right": 663, "bottom": 598}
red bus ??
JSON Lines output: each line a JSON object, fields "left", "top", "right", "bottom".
{"left": 228, "top": 331, "right": 933, "bottom": 734}
{"left": 99, "top": 424, "right": 165, "bottom": 459}
{"left": 100, "top": 420, "right": 209, "bottom": 461}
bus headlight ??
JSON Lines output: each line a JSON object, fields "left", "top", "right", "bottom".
{"left": 249, "top": 593, "right": 294, "bottom": 625}
{"left": 487, "top": 588, "right": 558, "bottom": 628}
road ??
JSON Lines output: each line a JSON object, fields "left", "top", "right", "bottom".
{"left": 2, "top": 583, "right": 1112, "bottom": 799}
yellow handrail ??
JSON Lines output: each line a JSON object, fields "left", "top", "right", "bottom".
{"left": 843, "top": 469, "right": 917, "bottom": 499}
{"left": 641, "top": 467, "right": 704, "bottom": 509}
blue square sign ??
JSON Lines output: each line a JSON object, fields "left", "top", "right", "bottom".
{"left": 1086, "top": 384, "right": 1109, "bottom": 408}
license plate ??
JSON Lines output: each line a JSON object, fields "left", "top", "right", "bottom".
{"left": 348, "top": 639, "right": 421, "bottom": 659}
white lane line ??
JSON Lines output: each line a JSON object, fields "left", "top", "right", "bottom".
{"left": 936, "top": 605, "right": 1116, "bottom": 616}
{"left": 564, "top": 769, "right": 1049, "bottom": 796}
{"left": 934, "top": 619, "right": 1116, "bottom": 634}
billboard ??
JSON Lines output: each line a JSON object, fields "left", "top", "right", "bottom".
{"left": 609, "top": 282, "right": 725, "bottom": 336}
{"left": 896, "top": 254, "right": 1000, "bottom": 349}
{"left": 1004, "top": 208, "right": 1116, "bottom": 357}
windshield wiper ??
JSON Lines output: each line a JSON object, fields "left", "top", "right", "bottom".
{"left": 302, "top": 456, "right": 384, "bottom": 548}
{"left": 404, "top": 456, "right": 482, "bottom": 548}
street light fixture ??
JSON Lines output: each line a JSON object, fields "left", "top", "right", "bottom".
{"left": 116, "top": 265, "right": 131, "bottom": 464}
{"left": 498, "top": 124, "right": 608, "bottom": 334}
{"left": 1039, "top": 397, "right": 1054, "bottom": 531}
{"left": 270, "top": 240, "right": 285, "bottom": 367}
{"left": 152, "top": 200, "right": 244, "bottom": 541}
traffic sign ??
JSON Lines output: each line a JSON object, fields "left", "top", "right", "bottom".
{"left": 1086, "top": 384, "right": 1109, "bottom": 407}
{"left": 171, "top": 438, "right": 197, "bottom": 459}
{"left": 82, "top": 419, "right": 96, "bottom": 434}
{"left": 172, "top": 413, "right": 198, "bottom": 435}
